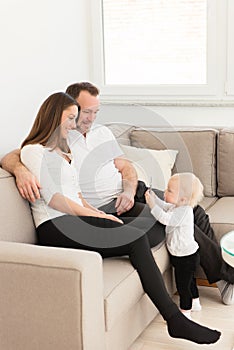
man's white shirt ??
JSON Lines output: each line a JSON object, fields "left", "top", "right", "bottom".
{"left": 68, "top": 124, "right": 124, "bottom": 208}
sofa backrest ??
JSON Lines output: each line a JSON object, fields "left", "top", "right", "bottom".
{"left": 0, "top": 167, "right": 36, "bottom": 244}
{"left": 107, "top": 124, "right": 217, "bottom": 197}
{"left": 130, "top": 128, "right": 217, "bottom": 197}
{"left": 217, "top": 128, "right": 234, "bottom": 196}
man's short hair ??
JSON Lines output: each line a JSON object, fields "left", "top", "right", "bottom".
{"left": 66, "top": 82, "right": 99, "bottom": 99}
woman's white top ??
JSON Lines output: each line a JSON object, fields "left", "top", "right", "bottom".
{"left": 151, "top": 196, "right": 199, "bottom": 256}
{"left": 21, "top": 144, "right": 83, "bottom": 228}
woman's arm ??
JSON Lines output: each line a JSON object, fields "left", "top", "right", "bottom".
{"left": 20, "top": 145, "right": 122, "bottom": 224}
{"left": 49, "top": 193, "right": 123, "bottom": 223}
{"left": 80, "top": 193, "right": 106, "bottom": 214}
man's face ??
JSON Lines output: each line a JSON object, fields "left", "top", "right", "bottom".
{"left": 76, "top": 90, "right": 100, "bottom": 134}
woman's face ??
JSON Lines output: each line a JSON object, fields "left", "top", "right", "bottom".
{"left": 60, "top": 105, "right": 78, "bottom": 139}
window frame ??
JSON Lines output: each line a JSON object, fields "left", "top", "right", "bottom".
{"left": 226, "top": 0, "right": 234, "bottom": 96}
{"left": 90, "top": 0, "right": 231, "bottom": 104}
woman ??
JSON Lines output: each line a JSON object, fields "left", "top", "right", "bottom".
{"left": 20, "top": 92, "right": 220, "bottom": 345}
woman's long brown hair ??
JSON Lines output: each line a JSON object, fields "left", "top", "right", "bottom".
{"left": 21, "top": 92, "right": 78, "bottom": 152}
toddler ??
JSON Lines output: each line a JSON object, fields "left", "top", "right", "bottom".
{"left": 145, "top": 172, "right": 204, "bottom": 319}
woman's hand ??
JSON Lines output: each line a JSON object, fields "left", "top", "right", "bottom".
{"left": 80, "top": 194, "right": 123, "bottom": 223}
{"left": 99, "top": 212, "right": 124, "bottom": 224}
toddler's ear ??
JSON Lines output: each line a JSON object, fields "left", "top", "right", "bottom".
{"left": 180, "top": 197, "right": 188, "bottom": 204}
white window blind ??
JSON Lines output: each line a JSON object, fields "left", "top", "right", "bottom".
{"left": 102, "top": 0, "right": 207, "bottom": 85}
{"left": 91, "top": 0, "right": 220, "bottom": 101}
{"left": 226, "top": 0, "right": 234, "bottom": 95}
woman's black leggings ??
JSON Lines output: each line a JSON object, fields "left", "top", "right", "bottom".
{"left": 37, "top": 214, "right": 179, "bottom": 321}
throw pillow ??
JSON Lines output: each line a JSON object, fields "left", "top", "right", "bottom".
{"left": 120, "top": 144, "right": 178, "bottom": 191}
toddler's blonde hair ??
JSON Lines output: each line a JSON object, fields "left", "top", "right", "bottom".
{"left": 170, "top": 172, "right": 204, "bottom": 208}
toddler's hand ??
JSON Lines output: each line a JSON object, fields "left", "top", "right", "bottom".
{"left": 145, "top": 190, "right": 157, "bottom": 209}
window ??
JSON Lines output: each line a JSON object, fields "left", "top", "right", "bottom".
{"left": 103, "top": 0, "right": 207, "bottom": 85}
{"left": 226, "top": 0, "right": 234, "bottom": 96}
{"left": 91, "top": 0, "right": 232, "bottom": 103}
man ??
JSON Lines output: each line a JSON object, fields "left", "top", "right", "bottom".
{"left": 1, "top": 81, "right": 234, "bottom": 305}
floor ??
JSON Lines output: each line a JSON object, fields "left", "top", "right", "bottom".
{"left": 129, "top": 286, "right": 234, "bottom": 350}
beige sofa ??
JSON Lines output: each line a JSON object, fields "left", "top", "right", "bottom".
{"left": 0, "top": 125, "right": 234, "bottom": 350}
{"left": 107, "top": 124, "right": 234, "bottom": 242}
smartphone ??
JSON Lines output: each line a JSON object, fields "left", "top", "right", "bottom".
{"left": 149, "top": 176, "right": 152, "bottom": 192}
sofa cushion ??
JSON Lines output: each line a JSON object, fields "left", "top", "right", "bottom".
{"left": 206, "top": 197, "right": 234, "bottom": 242}
{"left": 120, "top": 144, "right": 178, "bottom": 190}
{"left": 105, "top": 123, "right": 134, "bottom": 145}
{"left": 0, "top": 168, "right": 36, "bottom": 243}
{"left": 199, "top": 196, "right": 218, "bottom": 211}
{"left": 217, "top": 128, "right": 234, "bottom": 196}
{"left": 130, "top": 128, "right": 217, "bottom": 197}
{"left": 103, "top": 241, "right": 170, "bottom": 331}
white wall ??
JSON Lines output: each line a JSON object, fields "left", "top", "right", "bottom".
{"left": 151, "top": 106, "right": 234, "bottom": 128}
{"left": 0, "top": 0, "right": 91, "bottom": 157}
{"left": 98, "top": 104, "right": 234, "bottom": 129}
{"left": 1, "top": 0, "right": 234, "bottom": 160}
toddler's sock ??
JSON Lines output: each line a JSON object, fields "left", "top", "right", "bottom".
{"left": 192, "top": 298, "right": 202, "bottom": 311}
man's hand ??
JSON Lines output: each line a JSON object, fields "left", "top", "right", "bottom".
{"left": 1, "top": 148, "right": 40, "bottom": 202}
{"left": 115, "top": 190, "right": 135, "bottom": 216}
{"left": 15, "top": 165, "right": 41, "bottom": 202}
{"left": 114, "top": 157, "right": 138, "bottom": 215}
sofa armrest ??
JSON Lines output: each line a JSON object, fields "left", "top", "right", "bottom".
{"left": 0, "top": 241, "right": 105, "bottom": 350}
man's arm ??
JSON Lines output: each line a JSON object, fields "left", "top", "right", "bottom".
{"left": 114, "top": 157, "right": 138, "bottom": 215}
{"left": 1, "top": 149, "right": 21, "bottom": 173}
{"left": 1, "top": 149, "right": 40, "bottom": 202}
